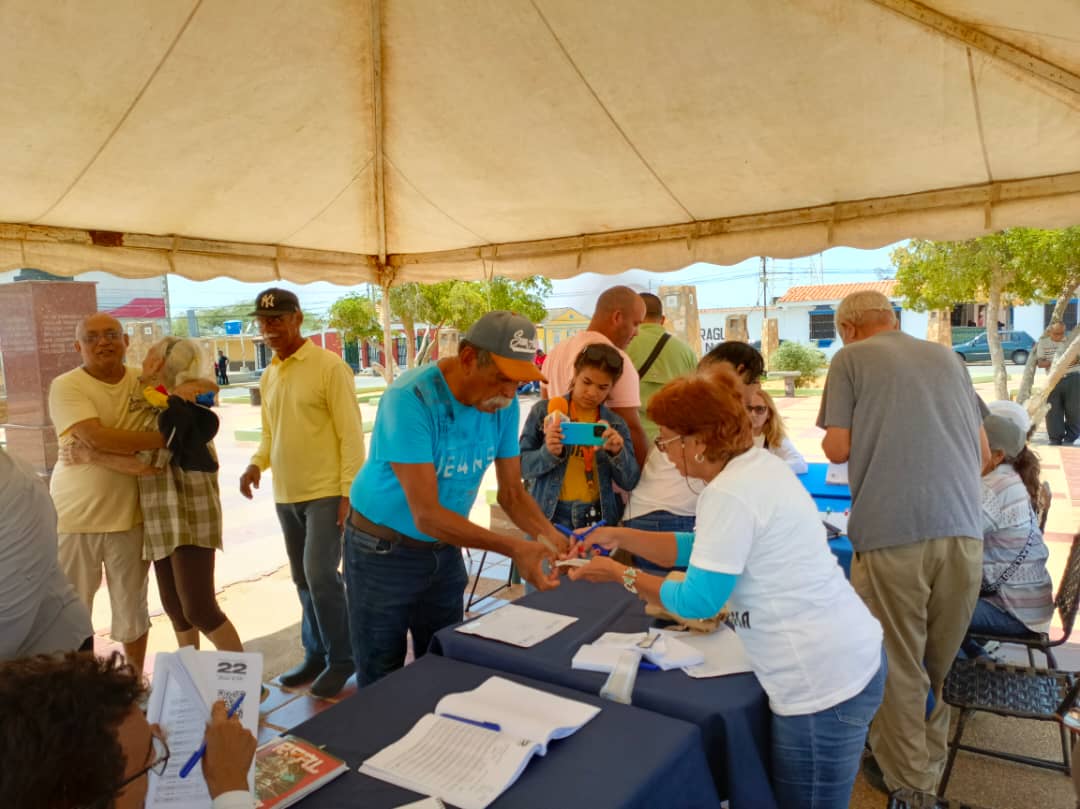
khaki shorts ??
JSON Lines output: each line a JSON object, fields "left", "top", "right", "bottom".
{"left": 57, "top": 527, "right": 150, "bottom": 644}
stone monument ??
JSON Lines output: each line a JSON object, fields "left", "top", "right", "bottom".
{"left": 761, "top": 318, "right": 780, "bottom": 365}
{"left": 658, "top": 285, "right": 702, "bottom": 355}
{"left": 926, "top": 309, "right": 953, "bottom": 347}
{"left": 725, "top": 314, "right": 749, "bottom": 343}
{"left": 0, "top": 280, "right": 98, "bottom": 473}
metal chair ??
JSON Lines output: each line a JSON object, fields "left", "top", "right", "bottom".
{"left": 969, "top": 531, "right": 1080, "bottom": 667}
{"left": 1037, "top": 480, "right": 1053, "bottom": 532}
{"left": 939, "top": 659, "right": 1075, "bottom": 797}
{"left": 888, "top": 788, "right": 990, "bottom": 809}
{"left": 464, "top": 550, "right": 517, "bottom": 611}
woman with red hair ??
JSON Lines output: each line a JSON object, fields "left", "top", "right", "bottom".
{"left": 571, "top": 371, "right": 884, "bottom": 809}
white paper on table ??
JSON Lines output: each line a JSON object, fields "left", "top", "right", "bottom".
{"left": 654, "top": 627, "right": 754, "bottom": 679}
{"left": 436, "top": 676, "right": 600, "bottom": 755}
{"left": 145, "top": 649, "right": 263, "bottom": 809}
{"left": 573, "top": 630, "right": 704, "bottom": 672}
{"left": 361, "top": 714, "right": 539, "bottom": 809}
{"left": 825, "top": 462, "right": 849, "bottom": 485}
{"left": 394, "top": 799, "right": 446, "bottom": 809}
{"left": 819, "top": 510, "right": 850, "bottom": 534}
{"left": 455, "top": 604, "right": 577, "bottom": 647}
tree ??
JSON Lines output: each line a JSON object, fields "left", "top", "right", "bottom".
{"left": 327, "top": 293, "right": 381, "bottom": 350}
{"left": 893, "top": 230, "right": 1039, "bottom": 400}
{"left": 387, "top": 276, "right": 551, "bottom": 366}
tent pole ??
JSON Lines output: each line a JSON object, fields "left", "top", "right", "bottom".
{"left": 370, "top": 0, "right": 393, "bottom": 382}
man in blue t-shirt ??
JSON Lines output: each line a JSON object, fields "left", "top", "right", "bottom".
{"left": 345, "top": 311, "right": 567, "bottom": 685}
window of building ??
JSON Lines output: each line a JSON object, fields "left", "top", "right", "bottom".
{"left": 1044, "top": 300, "right": 1079, "bottom": 330}
{"left": 809, "top": 308, "right": 835, "bottom": 341}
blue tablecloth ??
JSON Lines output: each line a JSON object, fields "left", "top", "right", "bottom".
{"left": 285, "top": 654, "right": 722, "bottom": 809}
{"left": 797, "top": 462, "right": 852, "bottom": 502}
{"left": 829, "top": 536, "right": 853, "bottom": 578}
{"left": 430, "top": 580, "right": 777, "bottom": 809}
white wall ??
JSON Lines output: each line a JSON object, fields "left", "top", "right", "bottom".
{"left": 1012, "top": 304, "right": 1045, "bottom": 339}
{"left": 900, "top": 309, "right": 928, "bottom": 339}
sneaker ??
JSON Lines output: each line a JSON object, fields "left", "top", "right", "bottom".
{"left": 310, "top": 667, "right": 352, "bottom": 699}
{"left": 277, "top": 658, "right": 325, "bottom": 688}
{"left": 861, "top": 753, "right": 888, "bottom": 794}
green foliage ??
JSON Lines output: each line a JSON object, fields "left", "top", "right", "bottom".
{"left": 327, "top": 293, "right": 381, "bottom": 343}
{"left": 769, "top": 342, "right": 826, "bottom": 388}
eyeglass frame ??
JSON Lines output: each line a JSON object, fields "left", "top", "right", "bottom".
{"left": 653, "top": 433, "right": 683, "bottom": 453}
{"left": 79, "top": 329, "right": 124, "bottom": 345}
{"left": 80, "top": 731, "right": 170, "bottom": 808}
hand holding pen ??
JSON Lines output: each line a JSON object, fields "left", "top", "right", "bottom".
{"left": 553, "top": 521, "right": 610, "bottom": 557}
{"left": 180, "top": 696, "right": 255, "bottom": 794}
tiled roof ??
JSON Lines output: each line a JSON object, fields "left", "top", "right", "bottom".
{"left": 776, "top": 280, "right": 897, "bottom": 304}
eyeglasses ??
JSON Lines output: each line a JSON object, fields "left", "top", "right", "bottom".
{"left": 81, "top": 330, "right": 123, "bottom": 344}
{"left": 653, "top": 434, "right": 682, "bottom": 453}
{"left": 111, "top": 732, "right": 170, "bottom": 796}
{"left": 746, "top": 405, "right": 768, "bottom": 416}
{"left": 577, "top": 344, "right": 624, "bottom": 373}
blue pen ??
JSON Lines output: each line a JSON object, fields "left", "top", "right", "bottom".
{"left": 575, "top": 520, "right": 610, "bottom": 556}
{"left": 179, "top": 692, "right": 246, "bottom": 779}
{"left": 443, "top": 713, "right": 501, "bottom": 732}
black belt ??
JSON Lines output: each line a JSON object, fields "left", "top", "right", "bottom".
{"left": 348, "top": 508, "right": 447, "bottom": 551}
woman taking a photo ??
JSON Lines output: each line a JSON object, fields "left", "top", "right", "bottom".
{"left": 571, "top": 371, "right": 884, "bottom": 809}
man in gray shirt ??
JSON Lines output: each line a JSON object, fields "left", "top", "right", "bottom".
{"left": 818, "top": 290, "right": 989, "bottom": 795}
{"left": 0, "top": 448, "right": 92, "bottom": 661}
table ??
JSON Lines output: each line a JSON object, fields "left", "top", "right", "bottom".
{"left": 797, "top": 462, "right": 852, "bottom": 506}
{"left": 431, "top": 580, "right": 777, "bottom": 809}
{"left": 286, "top": 654, "right": 722, "bottom": 809}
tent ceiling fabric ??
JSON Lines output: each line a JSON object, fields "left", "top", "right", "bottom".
{"left": 1, "top": 0, "right": 1079, "bottom": 285}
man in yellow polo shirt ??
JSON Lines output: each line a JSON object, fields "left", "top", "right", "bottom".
{"left": 240, "top": 288, "right": 365, "bottom": 698}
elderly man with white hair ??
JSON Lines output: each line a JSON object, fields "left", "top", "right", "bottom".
{"left": 817, "top": 290, "right": 990, "bottom": 796}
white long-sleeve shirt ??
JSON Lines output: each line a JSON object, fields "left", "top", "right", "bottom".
{"left": 753, "top": 433, "right": 808, "bottom": 475}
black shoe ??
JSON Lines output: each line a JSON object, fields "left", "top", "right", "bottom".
{"left": 277, "top": 658, "right": 325, "bottom": 687}
{"left": 310, "top": 667, "right": 352, "bottom": 699}
{"left": 861, "top": 753, "right": 888, "bottom": 794}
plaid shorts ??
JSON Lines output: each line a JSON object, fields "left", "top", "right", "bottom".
{"left": 139, "top": 449, "right": 223, "bottom": 561}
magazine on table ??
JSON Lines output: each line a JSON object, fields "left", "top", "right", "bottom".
{"left": 254, "top": 735, "right": 348, "bottom": 808}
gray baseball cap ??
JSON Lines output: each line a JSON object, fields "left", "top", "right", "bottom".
{"left": 983, "top": 413, "right": 1025, "bottom": 459}
{"left": 463, "top": 311, "right": 545, "bottom": 382}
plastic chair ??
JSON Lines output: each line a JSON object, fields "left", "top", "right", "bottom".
{"left": 938, "top": 659, "right": 1075, "bottom": 797}
{"left": 969, "top": 532, "right": 1080, "bottom": 668}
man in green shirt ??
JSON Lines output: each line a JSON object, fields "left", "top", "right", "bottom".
{"left": 625, "top": 293, "right": 699, "bottom": 441}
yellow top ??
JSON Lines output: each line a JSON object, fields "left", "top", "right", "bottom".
{"left": 557, "top": 403, "right": 600, "bottom": 504}
{"left": 48, "top": 366, "right": 151, "bottom": 533}
{"left": 250, "top": 340, "right": 365, "bottom": 503}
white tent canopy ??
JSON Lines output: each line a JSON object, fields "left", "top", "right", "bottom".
{"left": 2, "top": 0, "right": 1080, "bottom": 287}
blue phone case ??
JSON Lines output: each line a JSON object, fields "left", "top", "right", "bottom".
{"left": 561, "top": 421, "right": 606, "bottom": 446}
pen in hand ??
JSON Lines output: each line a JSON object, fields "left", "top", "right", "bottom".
{"left": 179, "top": 692, "right": 246, "bottom": 779}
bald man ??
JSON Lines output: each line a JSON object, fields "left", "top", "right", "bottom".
{"left": 47, "top": 313, "right": 165, "bottom": 671}
{"left": 541, "top": 286, "right": 649, "bottom": 466}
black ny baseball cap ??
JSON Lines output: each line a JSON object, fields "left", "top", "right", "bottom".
{"left": 250, "top": 287, "right": 301, "bottom": 316}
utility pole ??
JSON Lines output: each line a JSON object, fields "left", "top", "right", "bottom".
{"left": 760, "top": 256, "right": 768, "bottom": 328}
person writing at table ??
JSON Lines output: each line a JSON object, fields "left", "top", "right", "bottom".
{"left": 569, "top": 371, "right": 885, "bottom": 809}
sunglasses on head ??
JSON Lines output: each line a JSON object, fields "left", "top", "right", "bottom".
{"left": 578, "top": 344, "right": 623, "bottom": 372}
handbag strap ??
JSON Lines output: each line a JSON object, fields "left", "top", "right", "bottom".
{"left": 983, "top": 519, "right": 1038, "bottom": 594}
{"left": 636, "top": 331, "right": 672, "bottom": 377}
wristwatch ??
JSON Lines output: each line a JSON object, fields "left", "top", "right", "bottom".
{"left": 622, "top": 566, "right": 639, "bottom": 594}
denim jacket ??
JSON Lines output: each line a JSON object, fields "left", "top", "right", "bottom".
{"left": 519, "top": 395, "right": 640, "bottom": 523}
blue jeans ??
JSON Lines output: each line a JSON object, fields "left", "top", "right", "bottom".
{"left": 344, "top": 522, "right": 468, "bottom": 685}
{"left": 771, "top": 647, "right": 887, "bottom": 809}
{"left": 275, "top": 497, "right": 353, "bottom": 671}
{"left": 622, "top": 511, "right": 695, "bottom": 575}
{"left": 960, "top": 598, "right": 1031, "bottom": 658}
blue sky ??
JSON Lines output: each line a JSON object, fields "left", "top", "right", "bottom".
{"left": 166, "top": 242, "right": 903, "bottom": 317}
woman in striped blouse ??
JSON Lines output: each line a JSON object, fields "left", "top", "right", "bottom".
{"left": 960, "top": 413, "right": 1054, "bottom": 658}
